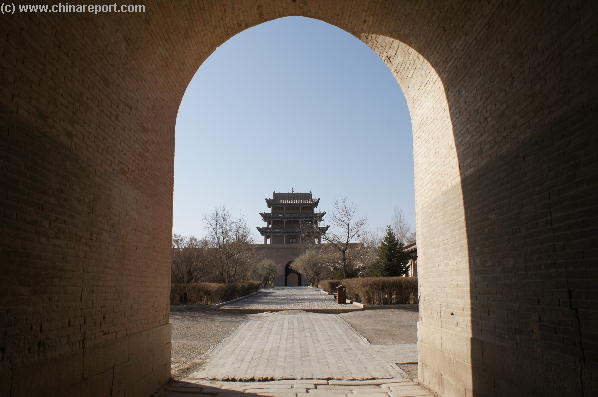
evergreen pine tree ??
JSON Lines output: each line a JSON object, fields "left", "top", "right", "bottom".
{"left": 374, "top": 226, "right": 410, "bottom": 276}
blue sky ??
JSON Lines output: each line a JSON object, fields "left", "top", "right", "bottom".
{"left": 174, "top": 17, "right": 414, "bottom": 241}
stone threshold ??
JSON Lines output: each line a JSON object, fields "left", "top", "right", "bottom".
{"left": 156, "top": 378, "right": 437, "bottom": 396}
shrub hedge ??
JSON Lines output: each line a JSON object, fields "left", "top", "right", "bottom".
{"left": 170, "top": 281, "right": 261, "bottom": 305}
{"left": 318, "top": 279, "right": 341, "bottom": 293}
{"left": 342, "top": 277, "right": 418, "bottom": 304}
{"left": 320, "top": 277, "right": 418, "bottom": 304}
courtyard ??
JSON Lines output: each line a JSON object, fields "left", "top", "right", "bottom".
{"left": 166, "top": 287, "right": 426, "bottom": 396}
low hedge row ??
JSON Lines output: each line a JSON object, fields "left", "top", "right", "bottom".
{"left": 170, "top": 281, "right": 261, "bottom": 305}
{"left": 319, "top": 277, "right": 418, "bottom": 304}
{"left": 318, "top": 279, "right": 341, "bottom": 293}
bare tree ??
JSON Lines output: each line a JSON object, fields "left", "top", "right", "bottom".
{"left": 172, "top": 234, "right": 209, "bottom": 283}
{"left": 204, "top": 207, "right": 255, "bottom": 283}
{"left": 391, "top": 208, "right": 416, "bottom": 245}
{"left": 252, "top": 259, "right": 281, "bottom": 287}
{"left": 352, "top": 232, "right": 380, "bottom": 277}
{"left": 291, "top": 248, "right": 334, "bottom": 287}
{"left": 360, "top": 229, "right": 382, "bottom": 249}
{"left": 321, "top": 198, "right": 368, "bottom": 278}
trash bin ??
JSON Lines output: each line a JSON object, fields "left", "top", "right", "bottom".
{"left": 336, "top": 285, "right": 347, "bottom": 304}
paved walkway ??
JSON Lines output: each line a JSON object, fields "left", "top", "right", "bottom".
{"left": 190, "top": 311, "right": 406, "bottom": 380}
{"left": 162, "top": 288, "right": 433, "bottom": 396}
{"left": 219, "top": 287, "right": 361, "bottom": 312}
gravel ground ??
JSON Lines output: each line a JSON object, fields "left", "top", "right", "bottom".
{"left": 339, "top": 306, "right": 419, "bottom": 344}
{"left": 170, "top": 306, "right": 248, "bottom": 379}
{"left": 340, "top": 306, "right": 419, "bottom": 379}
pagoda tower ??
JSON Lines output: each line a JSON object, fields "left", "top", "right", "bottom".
{"left": 257, "top": 191, "right": 328, "bottom": 245}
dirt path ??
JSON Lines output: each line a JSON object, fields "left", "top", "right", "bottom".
{"left": 339, "top": 306, "right": 419, "bottom": 344}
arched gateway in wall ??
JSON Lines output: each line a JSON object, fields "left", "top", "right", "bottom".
{"left": 1, "top": 2, "right": 596, "bottom": 397}
{"left": 285, "top": 262, "right": 302, "bottom": 287}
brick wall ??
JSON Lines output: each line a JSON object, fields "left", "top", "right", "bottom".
{"left": 253, "top": 244, "right": 305, "bottom": 286}
{"left": 0, "top": 5, "right": 177, "bottom": 397}
{"left": 1, "top": 1, "right": 596, "bottom": 396}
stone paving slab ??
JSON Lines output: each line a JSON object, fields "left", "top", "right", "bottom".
{"left": 157, "top": 379, "right": 436, "bottom": 396}
{"left": 189, "top": 311, "right": 405, "bottom": 381}
{"left": 219, "top": 287, "right": 362, "bottom": 313}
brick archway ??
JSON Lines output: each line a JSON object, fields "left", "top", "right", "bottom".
{"left": 2, "top": 2, "right": 596, "bottom": 397}
{"left": 284, "top": 261, "right": 302, "bottom": 287}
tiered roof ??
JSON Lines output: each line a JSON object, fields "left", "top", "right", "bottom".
{"left": 266, "top": 192, "right": 320, "bottom": 207}
{"left": 257, "top": 226, "right": 329, "bottom": 235}
{"left": 259, "top": 212, "right": 326, "bottom": 220}
{"left": 258, "top": 191, "right": 328, "bottom": 242}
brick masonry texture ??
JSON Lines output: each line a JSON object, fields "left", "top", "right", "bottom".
{"left": 1, "top": 1, "right": 597, "bottom": 397}
{"left": 252, "top": 245, "right": 308, "bottom": 286}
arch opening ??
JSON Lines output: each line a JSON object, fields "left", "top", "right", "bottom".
{"left": 173, "top": 14, "right": 465, "bottom": 393}
{"left": 284, "top": 261, "right": 302, "bottom": 287}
